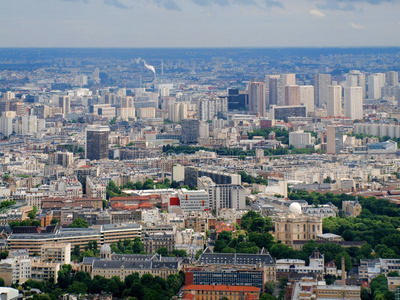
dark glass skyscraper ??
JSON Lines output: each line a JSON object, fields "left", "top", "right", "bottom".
{"left": 85, "top": 126, "right": 110, "bottom": 160}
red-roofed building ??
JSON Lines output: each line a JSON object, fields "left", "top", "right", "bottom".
{"left": 42, "top": 197, "right": 103, "bottom": 210}
{"left": 182, "top": 284, "right": 260, "bottom": 300}
{"left": 138, "top": 202, "right": 152, "bottom": 209}
{"left": 215, "top": 221, "right": 235, "bottom": 235}
{"left": 181, "top": 293, "right": 195, "bottom": 300}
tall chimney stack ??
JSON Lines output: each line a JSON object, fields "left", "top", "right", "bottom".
{"left": 341, "top": 256, "right": 346, "bottom": 286}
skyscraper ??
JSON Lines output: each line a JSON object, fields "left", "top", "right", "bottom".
{"left": 282, "top": 74, "right": 296, "bottom": 105}
{"left": 327, "top": 85, "right": 342, "bottom": 117}
{"left": 0, "top": 111, "right": 16, "bottom": 138}
{"left": 344, "top": 87, "right": 363, "bottom": 120}
{"left": 58, "top": 96, "right": 71, "bottom": 116}
{"left": 299, "top": 86, "right": 315, "bottom": 114}
{"left": 85, "top": 126, "right": 110, "bottom": 160}
{"left": 386, "top": 71, "right": 399, "bottom": 87}
{"left": 181, "top": 119, "right": 199, "bottom": 144}
{"left": 327, "top": 125, "right": 344, "bottom": 155}
{"left": 248, "top": 82, "right": 266, "bottom": 117}
{"left": 120, "top": 96, "right": 135, "bottom": 120}
{"left": 169, "top": 102, "right": 188, "bottom": 123}
{"left": 282, "top": 73, "right": 296, "bottom": 86}
{"left": 226, "top": 88, "right": 248, "bottom": 111}
{"left": 346, "top": 70, "right": 366, "bottom": 99}
{"left": 313, "top": 74, "right": 331, "bottom": 108}
{"left": 268, "top": 77, "right": 284, "bottom": 107}
{"left": 284, "top": 85, "right": 300, "bottom": 106}
{"left": 198, "top": 97, "right": 228, "bottom": 121}
{"left": 368, "top": 74, "right": 382, "bottom": 99}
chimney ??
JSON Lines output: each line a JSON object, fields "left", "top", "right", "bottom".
{"left": 341, "top": 256, "right": 346, "bottom": 286}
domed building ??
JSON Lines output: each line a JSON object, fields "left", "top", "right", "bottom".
{"left": 289, "top": 202, "right": 302, "bottom": 215}
{"left": 273, "top": 201, "right": 322, "bottom": 249}
{"left": 100, "top": 243, "right": 112, "bottom": 260}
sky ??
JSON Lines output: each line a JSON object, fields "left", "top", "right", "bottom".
{"left": 0, "top": 0, "right": 400, "bottom": 47}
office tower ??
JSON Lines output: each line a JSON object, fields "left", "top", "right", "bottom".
{"left": 386, "top": 71, "right": 399, "bottom": 87}
{"left": 181, "top": 119, "right": 199, "bottom": 144}
{"left": 0, "top": 111, "right": 16, "bottom": 138}
{"left": 2, "top": 91, "right": 15, "bottom": 101}
{"left": 344, "top": 87, "right": 363, "bottom": 120}
{"left": 85, "top": 126, "right": 110, "bottom": 160}
{"left": 58, "top": 96, "right": 71, "bottom": 116}
{"left": 284, "top": 85, "right": 301, "bottom": 106}
{"left": 21, "top": 115, "right": 38, "bottom": 135}
{"left": 382, "top": 86, "right": 400, "bottom": 103}
{"left": 268, "top": 77, "right": 284, "bottom": 106}
{"left": 327, "top": 85, "right": 342, "bottom": 117}
{"left": 169, "top": 102, "right": 188, "bottom": 123}
{"left": 282, "top": 73, "right": 296, "bottom": 86}
{"left": 346, "top": 70, "right": 366, "bottom": 99}
{"left": 265, "top": 75, "right": 280, "bottom": 107}
{"left": 104, "top": 93, "right": 116, "bottom": 105}
{"left": 198, "top": 122, "right": 209, "bottom": 139}
{"left": 327, "top": 125, "right": 344, "bottom": 155}
{"left": 12, "top": 102, "right": 26, "bottom": 116}
{"left": 313, "top": 74, "right": 331, "bottom": 107}
{"left": 226, "top": 88, "right": 248, "bottom": 110}
{"left": 248, "top": 82, "right": 266, "bottom": 117}
{"left": 197, "top": 177, "right": 246, "bottom": 212}
{"left": 368, "top": 74, "right": 382, "bottom": 99}
{"left": 198, "top": 97, "right": 228, "bottom": 121}
{"left": 0, "top": 101, "right": 10, "bottom": 115}
{"left": 299, "top": 86, "right": 315, "bottom": 114}
{"left": 377, "top": 73, "right": 386, "bottom": 88}
{"left": 120, "top": 96, "right": 135, "bottom": 120}
{"left": 282, "top": 74, "right": 296, "bottom": 105}
{"left": 346, "top": 74, "right": 358, "bottom": 87}
{"left": 49, "top": 152, "right": 74, "bottom": 168}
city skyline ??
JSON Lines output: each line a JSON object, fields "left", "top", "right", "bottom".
{"left": 1, "top": 0, "right": 400, "bottom": 47}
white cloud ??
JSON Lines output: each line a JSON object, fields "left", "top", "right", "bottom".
{"left": 349, "top": 22, "right": 365, "bottom": 29}
{"left": 309, "top": 9, "right": 325, "bottom": 17}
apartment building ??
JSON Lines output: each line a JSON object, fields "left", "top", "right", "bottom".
{"left": 41, "top": 243, "right": 71, "bottom": 264}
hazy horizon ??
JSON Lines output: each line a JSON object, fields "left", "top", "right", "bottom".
{"left": 1, "top": 0, "right": 400, "bottom": 48}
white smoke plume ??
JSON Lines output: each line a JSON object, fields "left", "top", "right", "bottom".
{"left": 142, "top": 60, "right": 156, "bottom": 74}
{"left": 134, "top": 58, "right": 156, "bottom": 74}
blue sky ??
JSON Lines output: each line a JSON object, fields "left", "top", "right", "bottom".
{"left": 0, "top": 0, "right": 400, "bottom": 47}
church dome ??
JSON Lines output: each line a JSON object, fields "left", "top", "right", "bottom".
{"left": 289, "top": 202, "right": 302, "bottom": 215}
{"left": 100, "top": 244, "right": 111, "bottom": 257}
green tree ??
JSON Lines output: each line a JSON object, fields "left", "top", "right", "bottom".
{"left": 67, "top": 281, "right": 88, "bottom": 295}
{"left": 106, "top": 180, "right": 121, "bottom": 199}
{"left": 0, "top": 277, "right": 4, "bottom": 287}
{"left": 250, "top": 217, "right": 266, "bottom": 232}
{"left": 156, "top": 247, "right": 169, "bottom": 256}
{"left": 50, "top": 218, "right": 59, "bottom": 225}
{"left": 249, "top": 232, "right": 275, "bottom": 250}
{"left": 260, "top": 294, "right": 276, "bottom": 300}
{"left": 69, "top": 218, "right": 89, "bottom": 228}
{"left": 264, "top": 281, "right": 275, "bottom": 295}
{"left": 32, "top": 294, "right": 52, "bottom": 300}
{"left": 58, "top": 264, "right": 73, "bottom": 289}
{"left": 270, "top": 243, "right": 295, "bottom": 260}
{"left": 28, "top": 206, "right": 38, "bottom": 220}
